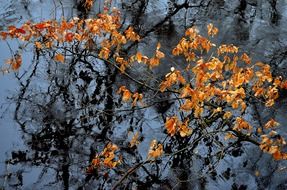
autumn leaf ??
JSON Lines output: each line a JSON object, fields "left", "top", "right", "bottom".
{"left": 148, "top": 140, "right": 164, "bottom": 159}
{"left": 165, "top": 116, "right": 178, "bottom": 136}
{"left": 6, "top": 54, "right": 22, "bottom": 70}
{"left": 129, "top": 131, "right": 140, "bottom": 148}
{"left": 180, "top": 85, "right": 194, "bottom": 98}
{"left": 241, "top": 53, "right": 251, "bottom": 64}
{"left": 132, "top": 92, "right": 143, "bottom": 107}
{"left": 223, "top": 111, "right": 232, "bottom": 119}
{"left": 91, "top": 157, "right": 101, "bottom": 167}
{"left": 172, "top": 45, "right": 183, "bottom": 56}
{"left": 148, "top": 57, "right": 160, "bottom": 68}
{"left": 54, "top": 53, "right": 65, "bottom": 63}
{"left": 65, "top": 32, "right": 74, "bottom": 42}
{"left": 99, "top": 47, "right": 110, "bottom": 59}
{"left": 265, "top": 99, "right": 275, "bottom": 107}
{"left": 135, "top": 52, "right": 142, "bottom": 63}
{"left": 207, "top": 23, "right": 218, "bottom": 37}
{"left": 194, "top": 106, "right": 203, "bottom": 118}
{"left": 155, "top": 50, "right": 165, "bottom": 59}
{"left": 180, "top": 99, "right": 194, "bottom": 111}
{"left": 224, "top": 132, "right": 236, "bottom": 140}
{"left": 122, "top": 90, "right": 132, "bottom": 101}
{"left": 35, "top": 42, "right": 42, "bottom": 49}
{"left": 125, "top": 27, "right": 140, "bottom": 41}
{"left": 264, "top": 119, "right": 279, "bottom": 129}
{"left": 273, "top": 150, "right": 283, "bottom": 160}
{"left": 117, "top": 86, "right": 132, "bottom": 102}
{"left": 179, "top": 119, "right": 192, "bottom": 137}
{"left": 233, "top": 117, "right": 252, "bottom": 132}
{"left": 156, "top": 42, "right": 161, "bottom": 50}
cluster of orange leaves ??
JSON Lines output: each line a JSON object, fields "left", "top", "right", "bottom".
{"left": 165, "top": 116, "right": 192, "bottom": 137}
{"left": 2, "top": 11, "right": 287, "bottom": 162}
{"left": 157, "top": 24, "right": 287, "bottom": 159}
{"left": 159, "top": 24, "right": 287, "bottom": 122}
{"left": 0, "top": 9, "right": 167, "bottom": 74}
{"left": 258, "top": 119, "right": 287, "bottom": 160}
{"left": 117, "top": 86, "right": 143, "bottom": 107}
{"left": 0, "top": 10, "right": 135, "bottom": 71}
{"left": 87, "top": 143, "right": 121, "bottom": 174}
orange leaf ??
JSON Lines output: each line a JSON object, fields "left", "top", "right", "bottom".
{"left": 149, "top": 57, "right": 160, "bottom": 68}
{"left": 122, "top": 90, "right": 132, "bottom": 102}
{"left": 156, "top": 50, "right": 165, "bottom": 59}
{"left": 117, "top": 86, "right": 132, "bottom": 102}
{"left": 65, "top": 32, "right": 74, "bottom": 42}
{"left": 179, "top": 119, "right": 192, "bottom": 137}
{"left": 165, "top": 116, "right": 178, "bottom": 136}
{"left": 180, "top": 85, "right": 194, "bottom": 98}
{"left": 241, "top": 53, "right": 251, "bottom": 64}
{"left": 224, "top": 132, "right": 236, "bottom": 140}
{"left": 156, "top": 42, "right": 161, "bottom": 50}
{"left": 180, "top": 99, "right": 193, "bottom": 111}
{"left": 207, "top": 23, "right": 218, "bottom": 37}
{"left": 148, "top": 140, "right": 164, "bottom": 159}
{"left": 264, "top": 119, "right": 279, "bottom": 129}
{"left": 35, "top": 42, "right": 42, "bottom": 49}
{"left": 16, "top": 28, "right": 26, "bottom": 34}
{"left": 6, "top": 54, "right": 22, "bottom": 71}
{"left": 35, "top": 23, "right": 48, "bottom": 30}
{"left": 223, "top": 111, "right": 232, "bottom": 119}
{"left": 135, "top": 52, "right": 142, "bottom": 63}
{"left": 0, "top": 32, "right": 8, "bottom": 40}
{"left": 54, "top": 53, "right": 65, "bottom": 63}
{"left": 132, "top": 92, "right": 143, "bottom": 107}
{"left": 273, "top": 151, "right": 283, "bottom": 160}
{"left": 129, "top": 131, "right": 140, "bottom": 148}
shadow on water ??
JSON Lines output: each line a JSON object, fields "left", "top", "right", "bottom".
{"left": 0, "top": 0, "right": 287, "bottom": 189}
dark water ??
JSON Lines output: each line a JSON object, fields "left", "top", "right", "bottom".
{"left": 0, "top": 0, "right": 287, "bottom": 189}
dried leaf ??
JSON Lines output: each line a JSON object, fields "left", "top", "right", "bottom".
{"left": 54, "top": 53, "right": 65, "bottom": 63}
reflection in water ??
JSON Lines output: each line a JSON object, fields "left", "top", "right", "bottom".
{"left": 0, "top": 0, "right": 287, "bottom": 189}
